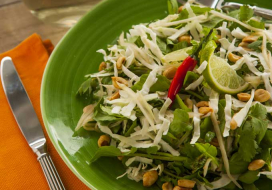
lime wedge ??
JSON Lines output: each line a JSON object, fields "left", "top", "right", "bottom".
{"left": 201, "top": 41, "right": 249, "bottom": 94}
{"left": 162, "top": 47, "right": 192, "bottom": 64}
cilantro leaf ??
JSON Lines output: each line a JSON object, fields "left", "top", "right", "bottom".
{"left": 248, "top": 40, "right": 262, "bottom": 52}
{"left": 183, "top": 71, "right": 199, "bottom": 86}
{"left": 238, "top": 121, "right": 258, "bottom": 162}
{"left": 157, "top": 37, "right": 171, "bottom": 54}
{"left": 218, "top": 99, "right": 226, "bottom": 133}
{"left": 202, "top": 17, "right": 224, "bottom": 28}
{"left": 172, "top": 41, "right": 188, "bottom": 51}
{"left": 250, "top": 103, "right": 267, "bottom": 120}
{"left": 248, "top": 19, "right": 265, "bottom": 29}
{"left": 169, "top": 109, "right": 192, "bottom": 137}
{"left": 229, "top": 152, "right": 250, "bottom": 174}
{"left": 200, "top": 117, "right": 213, "bottom": 139}
{"left": 261, "top": 130, "right": 272, "bottom": 148}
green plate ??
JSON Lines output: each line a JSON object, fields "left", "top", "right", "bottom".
{"left": 40, "top": 0, "right": 272, "bottom": 189}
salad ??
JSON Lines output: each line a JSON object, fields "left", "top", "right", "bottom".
{"left": 75, "top": 0, "right": 272, "bottom": 189}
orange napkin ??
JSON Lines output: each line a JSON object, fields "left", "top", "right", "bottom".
{"left": 0, "top": 34, "right": 89, "bottom": 190}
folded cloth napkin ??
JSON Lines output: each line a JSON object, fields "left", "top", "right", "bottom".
{"left": 0, "top": 34, "right": 89, "bottom": 190}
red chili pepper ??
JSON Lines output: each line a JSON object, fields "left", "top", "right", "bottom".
{"left": 167, "top": 30, "right": 213, "bottom": 103}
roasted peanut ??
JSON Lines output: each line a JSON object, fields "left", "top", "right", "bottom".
{"left": 184, "top": 98, "right": 193, "bottom": 110}
{"left": 162, "top": 182, "right": 173, "bottom": 190}
{"left": 237, "top": 93, "right": 251, "bottom": 102}
{"left": 178, "top": 179, "right": 196, "bottom": 188}
{"left": 99, "top": 62, "right": 107, "bottom": 71}
{"left": 163, "top": 66, "right": 177, "bottom": 79}
{"left": 178, "top": 35, "right": 191, "bottom": 44}
{"left": 143, "top": 170, "right": 158, "bottom": 187}
{"left": 230, "top": 118, "right": 238, "bottom": 130}
{"left": 178, "top": 6, "right": 183, "bottom": 13}
{"left": 198, "top": 107, "right": 213, "bottom": 115}
{"left": 112, "top": 77, "right": 128, "bottom": 89}
{"left": 196, "top": 101, "right": 209, "bottom": 108}
{"left": 239, "top": 42, "right": 252, "bottom": 51}
{"left": 116, "top": 56, "right": 126, "bottom": 70}
{"left": 254, "top": 89, "right": 270, "bottom": 102}
{"left": 173, "top": 186, "right": 192, "bottom": 190}
{"left": 109, "top": 91, "right": 120, "bottom": 100}
{"left": 98, "top": 135, "right": 111, "bottom": 147}
{"left": 242, "top": 35, "right": 259, "bottom": 43}
{"left": 248, "top": 159, "right": 266, "bottom": 171}
{"left": 210, "top": 138, "right": 219, "bottom": 147}
{"left": 228, "top": 52, "right": 242, "bottom": 63}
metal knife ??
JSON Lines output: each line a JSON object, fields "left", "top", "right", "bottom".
{"left": 1, "top": 57, "right": 65, "bottom": 190}
{"left": 178, "top": 0, "right": 272, "bottom": 20}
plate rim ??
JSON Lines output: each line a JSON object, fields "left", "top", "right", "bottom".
{"left": 40, "top": 0, "right": 111, "bottom": 189}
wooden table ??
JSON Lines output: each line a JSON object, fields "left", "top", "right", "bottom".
{"left": 0, "top": 0, "right": 69, "bottom": 53}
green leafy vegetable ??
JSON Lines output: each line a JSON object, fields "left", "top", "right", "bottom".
{"left": 205, "top": 131, "right": 215, "bottom": 143}
{"left": 238, "top": 121, "right": 257, "bottom": 162}
{"left": 77, "top": 78, "right": 92, "bottom": 95}
{"left": 239, "top": 170, "right": 260, "bottom": 184}
{"left": 195, "top": 143, "right": 218, "bottom": 165}
{"left": 175, "top": 95, "right": 191, "bottom": 112}
{"left": 239, "top": 5, "right": 254, "bottom": 21}
{"left": 202, "top": 17, "right": 224, "bottom": 28}
{"left": 183, "top": 71, "right": 199, "bottom": 86}
{"left": 157, "top": 37, "right": 171, "bottom": 54}
{"left": 167, "top": 0, "right": 178, "bottom": 14}
{"left": 169, "top": 109, "right": 192, "bottom": 137}
{"left": 248, "top": 19, "right": 265, "bottom": 29}
{"left": 131, "top": 74, "right": 171, "bottom": 92}
{"left": 229, "top": 152, "right": 250, "bottom": 174}
{"left": 172, "top": 41, "right": 188, "bottom": 51}
{"left": 200, "top": 117, "right": 213, "bottom": 139}
{"left": 261, "top": 130, "right": 272, "bottom": 148}
{"left": 248, "top": 40, "right": 262, "bottom": 53}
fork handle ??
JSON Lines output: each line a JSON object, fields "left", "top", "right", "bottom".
{"left": 38, "top": 154, "right": 66, "bottom": 190}
{"left": 222, "top": 2, "right": 272, "bottom": 20}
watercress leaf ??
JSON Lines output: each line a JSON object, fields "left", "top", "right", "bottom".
{"left": 131, "top": 74, "right": 171, "bottom": 92}
{"left": 169, "top": 109, "right": 192, "bottom": 136}
{"left": 195, "top": 143, "right": 218, "bottom": 165}
{"left": 238, "top": 121, "right": 257, "bottom": 162}
{"left": 180, "top": 143, "right": 201, "bottom": 159}
{"left": 239, "top": 170, "right": 260, "bottom": 184}
{"left": 229, "top": 9, "right": 240, "bottom": 19}
{"left": 239, "top": 5, "right": 254, "bottom": 21}
{"left": 248, "top": 19, "right": 265, "bottom": 29}
{"left": 167, "top": 0, "right": 178, "bottom": 14}
{"left": 229, "top": 152, "right": 250, "bottom": 174}
{"left": 205, "top": 131, "right": 215, "bottom": 143}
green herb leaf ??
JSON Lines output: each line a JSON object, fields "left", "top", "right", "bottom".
{"left": 229, "top": 152, "right": 250, "bottom": 174}
{"left": 172, "top": 41, "right": 188, "bottom": 51}
{"left": 169, "top": 109, "right": 192, "bottom": 137}
{"left": 131, "top": 74, "right": 171, "bottom": 92}
{"left": 239, "top": 170, "right": 260, "bottom": 184}
{"left": 239, "top": 5, "right": 254, "bottom": 21}
{"left": 238, "top": 121, "right": 257, "bottom": 162}
{"left": 202, "top": 17, "right": 224, "bottom": 28}
{"left": 183, "top": 71, "right": 199, "bottom": 86}
{"left": 200, "top": 117, "right": 213, "bottom": 139}
{"left": 195, "top": 143, "right": 218, "bottom": 165}
{"left": 205, "top": 131, "right": 215, "bottom": 143}
{"left": 77, "top": 78, "right": 92, "bottom": 95}
{"left": 218, "top": 99, "right": 226, "bottom": 133}
{"left": 261, "top": 130, "right": 272, "bottom": 148}
{"left": 167, "top": 0, "right": 178, "bottom": 14}
{"left": 175, "top": 95, "right": 191, "bottom": 112}
{"left": 248, "top": 19, "right": 265, "bottom": 29}
{"left": 157, "top": 37, "right": 171, "bottom": 54}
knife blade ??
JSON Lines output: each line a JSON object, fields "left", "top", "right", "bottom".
{"left": 1, "top": 57, "right": 65, "bottom": 190}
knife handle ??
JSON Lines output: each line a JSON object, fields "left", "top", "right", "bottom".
{"left": 38, "top": 154, "right": 65, "bottom": 190}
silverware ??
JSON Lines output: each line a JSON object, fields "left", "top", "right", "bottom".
{"left": 0, "top": 57, "right": 65, "bottom": 190}
{"left": 178, "top": 0, "right": 272, "bottom": 20}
